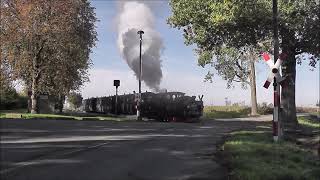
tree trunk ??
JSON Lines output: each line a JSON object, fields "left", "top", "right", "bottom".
{"left": 249, "top": 60, "right": 258, "bottom": 115}
{"left": 30, "top": 41, "right": 44, "bottom": 114}
{"left": 280, "top": 30, "right": 298, "bottom": 127}
{"left": 280, "top": 53, "right": 297, "bottom": 126}
{"left": 30, "top": 75, "right": 38, "bottom": 114}
{"left": 58, "top": 94, "right": 65, "bottom": 113}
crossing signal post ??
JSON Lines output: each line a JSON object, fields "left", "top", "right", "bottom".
{"left": 114, "top": 80, "right": 120, "bottom": 115}
{"left": 262, "top": 52, "right": 287, "bottom": 142}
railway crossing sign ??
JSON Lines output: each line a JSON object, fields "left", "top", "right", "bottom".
{"left": 134, "top": 93, "right": 141, "bottom": 102}
{"left": 262, "top": 52, "right": 287, "bottom": 142}
{"left": 114, "top": 80, "right": 120, "bottom": 87}
{"left": 262, "top": 52, "right": 287, "bottom": 89}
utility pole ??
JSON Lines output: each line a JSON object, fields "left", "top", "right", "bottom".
{"left": 273, "top": 0, "right": 281, "bottom": 142}
{"left": 137, "top": 30, "right": 144, "bottom": 121}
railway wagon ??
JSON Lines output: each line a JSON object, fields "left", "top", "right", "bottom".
{"left": 83, "top": 91, "right": 203, "bottom": 122}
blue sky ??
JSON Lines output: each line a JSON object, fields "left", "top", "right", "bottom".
{"left": 81, "top": 0, "right": 319, "bottom": 106}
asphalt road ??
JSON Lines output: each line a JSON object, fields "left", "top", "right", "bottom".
{"left": 0, "top": 118, "right": 269, "bottom": 180}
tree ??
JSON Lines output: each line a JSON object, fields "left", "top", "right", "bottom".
{"left": 0, "top": 67, "right": 18, "bottom": 109}
{"left": 200, "top": 46, "right": 259, "bottom": 115}
{"left": 0, "top": 54, "right": 15, "bottom": 109}
{"left": 0, "top": 53, "right": 12, "bottom": 93}
{"left": 168, "top": 0, "right": 320, "bottom": 125}
{"left": 0, "top": 0, "right": 97, "bottom": 113}
{"left": 67, "top": 92, "right": 83, "bottom": 110}
{"left": 0, "top": 62, "right": 28, "bottom": 109}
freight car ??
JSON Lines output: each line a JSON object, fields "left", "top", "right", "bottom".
{"left": 83, "top": 91, "right": 203, "bottom": 122}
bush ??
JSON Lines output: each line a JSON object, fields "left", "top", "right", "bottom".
{"left": 0, "top": 87, "right": 28, "bottom": 110}
{"left": 257, "top": 102, "right": 273, "bottom": 115}
{"left": 296, "top": 107, "right": 318, "bottom": 113}
{"left": 67, "top": 92, "right": 83, "bottom": 109}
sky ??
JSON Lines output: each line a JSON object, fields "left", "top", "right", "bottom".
{"left": 81, "top": 0, "right": 319, "bottom": 107}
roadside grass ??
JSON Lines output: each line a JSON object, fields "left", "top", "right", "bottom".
{"left": 223, "top": 130, "right": 320, "bottom": 180}
{"left": 0, "top": 112, "right": 128, "bottom": 121}
{"left": 298, "top": 116, "right": 320, "bottom": 129}
{"left": 310, "top": 111, "right": 319, "bottom": 117}
{"left": 204, "top": 106, "right": 250, "bottom": 119}
{"left": 0, "top": 113, "right": 5, "bottom": 118}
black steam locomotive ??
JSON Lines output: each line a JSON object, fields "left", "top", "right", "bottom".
{"left": 83, "top": 92, "right": 204, "bottom": 122}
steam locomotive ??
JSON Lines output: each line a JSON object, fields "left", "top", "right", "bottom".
{"left": 83, "top": 91, "right": 204, "bottom": 122}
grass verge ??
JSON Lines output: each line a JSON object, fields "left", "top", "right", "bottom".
{"left": 222, "top": 130, "right": 320, "bottom": 180}
{"left": 310, "top": 111, "right": 320, "bottom": 116}
{"left": 298, "top": 116, "right": 320, "bottom": 129}
{"left": 204, "top": 106, "right": 251, "bottom": 119}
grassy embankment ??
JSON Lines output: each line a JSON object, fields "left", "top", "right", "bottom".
{"left": 0, "top": 109, "right": 127, "bottom": 121}
{"left": 222, "top": 116, "right": 320, "bottom": 180}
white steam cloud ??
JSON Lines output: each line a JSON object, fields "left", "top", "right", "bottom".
{"left": 117, "top": 1, "right": 164, "bottom": 91}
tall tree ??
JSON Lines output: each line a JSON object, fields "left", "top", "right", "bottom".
{"left": 0, "top": 0, "right": 97, "bottom": 113}
{"left": 199, "top": 46, "right": 260, "bottom": 115}
{"left": 168, "top": 0, "right": 319, "bottom": 125}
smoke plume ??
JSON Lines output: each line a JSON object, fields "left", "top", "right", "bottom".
{"left": 117, "top": 1, "right": 164, "bottom": 91}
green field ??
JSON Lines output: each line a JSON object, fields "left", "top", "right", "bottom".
{"left": 203, "top": 106, "right": 251, "bottom": 119}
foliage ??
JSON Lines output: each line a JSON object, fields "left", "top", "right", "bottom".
{"left": 296, "top": 107, "right": 319, "bottom": 113}
{"left": 0, "top": 0, "right": 98, "bottom": 113}
{"left": 0, "top": 54, "right": 15, "bottom": 96}
{"left": 168, "top": 0, "right": 319, "bottom": 60}
{"left": 0, "top": 88, "right": 28, "bottom": 110}
{"left": 223, "top": 130, "right": 320, "bottom": 180}
{"left": 209, "top": 47, "right": 254, "bottom": 88}
{"left": 67, "top": 92, "right": 83, "bottom": 109}
{"left": 257, "top": 102, "right": 273, "bottom": 115}
{"left": 168, "top": 0, "right": 320, "bottom": 123}
{"left": 0, "top": 46, "right": 27, "bottom": 109}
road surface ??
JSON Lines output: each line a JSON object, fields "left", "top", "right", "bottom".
{"left": 0, "top": 118, "right": 269, "bottom": 180}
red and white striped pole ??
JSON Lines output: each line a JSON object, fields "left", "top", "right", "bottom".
{"left": 272, "top": 0, "right": 280, "bottom": 142}
{"left": 273, "top": 77, "right": 280, "bottom": 141}
{"left": 262, "top": 52, "right": 287, "bottom": 142}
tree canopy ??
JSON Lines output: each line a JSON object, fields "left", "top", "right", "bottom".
{"left": 168, "top": 0, "right": 319, "bottom": 124}
{"left": 168, "top": 0, "right": 319, "bottom": 62}
{"left": 0, "top": 0, "right": 98, "bottom": 113}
